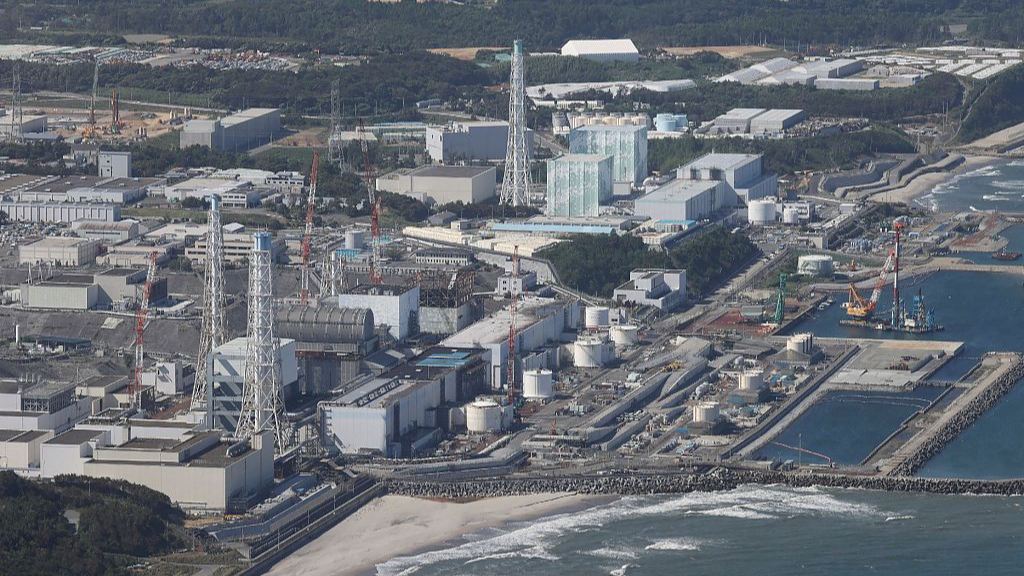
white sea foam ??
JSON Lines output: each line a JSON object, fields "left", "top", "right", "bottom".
{"left": 589, "top": 546, "right": 640, "bottom": 560}
{"left": 982, "top": 194, "right": 1014, "bottom": 201}
{"left": 645, "top": 537, "right": 707, "bottom": 551}
{"left": 375, "top": 485, "right": 889, "bottom": 575}
{"left": 884, "top": 515, "right": 915, "bottom": 522}
{"left": 609, "top": 564, "right": 635, "bottom": 576}
{"left": 993, "top": 180, "right": 1024, "bottom": 191}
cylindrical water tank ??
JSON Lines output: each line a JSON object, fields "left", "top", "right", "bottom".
{"left": 783, "top": 207, "right": 801, "bottom": 225}
{"left": 693, "top": 402, "right": 720, "bottom": 423}
{"left": 552, "top": 112, "right": 568, "bottom": 129}
{"left": 574, "top": 338, "right": 607, "bottom": 368}
{"left": 739, "top": 370, "right": 764, "bottom": 391}
{"left": 609, "top": 325, "right": 640, "bottom": 346}
{"left": 787, "top": 333, "right": 814, "bottom": 354}
{"left": 523, "top": 369, "right": 554, "bottom": 398}
{"left": 345, "top": 230, "right": 365, "bottom": 250}
{"left": 797, "top": 254, "right": 834, "bottom": 277}
{"left": 585, "top": 306, "right": 611, "bottom": 330}
{"left": 654, "top": 113, "right": 677, "bottom": 133}
{"left": 748, "top": 199, "right": 777, "bottom": 225}
{"left": 466, "top": 400, "right": 502, "bottom": 433}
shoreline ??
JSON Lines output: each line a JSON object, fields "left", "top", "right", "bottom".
{"left": 264, "top": 492, "right": 614, "bottom": 576}
{"left": 871, "top": 154, "right": 1003, "bottom": 207}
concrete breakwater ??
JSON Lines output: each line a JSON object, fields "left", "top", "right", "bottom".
{"left": 890, "top": 356, "right": 1024, "bottom": 477}
{"left": 384, "top": 466, "right": 1024, "bottom": 499}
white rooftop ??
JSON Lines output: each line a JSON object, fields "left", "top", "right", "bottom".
{"left": 561, "top": 39, "right": 639, "bottom": 56}
{"left": 639, "top": 179, "right": 720, "bottom": 203}
{"left": 683, "top": 153, "right": 761, "bottom": 171}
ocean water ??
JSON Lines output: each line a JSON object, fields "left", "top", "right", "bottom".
{"left": 781, "top": 270, "right": 1024, "bottom": 479}
{"left": 752, "top": 387, "right": 944, "bottom": 466}
{"left": 918, "top": 159, "right": 1024, "bottom": 213}
{"left": 375, "top": 485, "right": 1024, "bottom": 576}
{"left": 955, "top": 223, "right": 1024, "bottom": 266}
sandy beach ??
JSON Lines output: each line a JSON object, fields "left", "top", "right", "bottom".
{"left": 872, "top": 155, "right": 1001, "bottom": 205}
{"left": 265, "top": 492, "right": 609, "bottom": 576}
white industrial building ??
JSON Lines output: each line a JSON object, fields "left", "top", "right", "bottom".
{"left": 72, "top": 219, "right": 141, "bottom": 243}
{"left": 320, "top": 347, "right": 490, "bottom": 457}
{"left": 376, "top": 165, "right": 496, "bottom": 205}
{"left": 425, "top": 121, "right": 534, "bottom": 163}
{"left": 19, "top": 236, "right": 101, "bottom": 266}
{"left": 98, "top": 151, "right": 132, "bottom": 178}
{"left": 21, "top": 269, "right": 169, "bottom": 311}
{"left": 717, "top": 57, "right": 866, "bottom": 87}
{"left": 443, "top": 297, "right": 580, "bottom": 387}
{"left": 707, "top": 108, "right": 806, "bottom": 136}
{"left": 613, "top": 269, "right": 687, "bottom": 310}
{"left": 339, "top": 284, "right": 420, "bottom": 340}
{"left": 13, "top": 175, "right": 158, "bottom": 204}
{"left": 568, "top": 124, "right": 648, "bottom": 190}
{"left": 815, "top": 78, "right": 880, "bottom": 91}
{"left": 204, "top": 337, "right": 299, "bottom": 433}
{"left": 186, "top": 230, "right": 285, "bottom": 265}
{"left": 634, "top": 179, "right": 725, "bottom": 221}
{"left": 180, "top": 108, "right": 281, "bottom": 152}
{"left": 676, "top": 153, "right": 778, "bottom": 204}
{"left": 0, "top": 201, "right": 121, "bottom": 223}
{"left": 0, "top": 380, "right": 92, "bottom": 434}
{"left": 0, "top": 112, "right": 48, "bottom": 138}
{"left": 561, "top": 39, "right": 640, "bottom": 62}
{"left": 164, "top": 177, "right": 265, "bottom": 208}
{"left": 545, "top": 154, "right": 613, "bottom": 217}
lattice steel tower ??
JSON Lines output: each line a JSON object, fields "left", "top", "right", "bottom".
{"left": 192, "top": 195, "right": 226, "bottom": 413}
{"left": 8, "top": 62, "right": 23, "bottom": 144}
{"left": 499, "top": 40, "right": 530, "bottom": 207}
{"left": 236, "top": 232, "right": 288, "bottom": 450}
{"left": 328, "top": 79, "right": 345, "bottom": 168}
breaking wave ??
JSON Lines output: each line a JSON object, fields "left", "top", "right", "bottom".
{"left": 982, "top": 194, "right": 1015, "bottom": 202}
{"left": 993, "top": 180, "right": 1024, "bottom": 191}
{"left": 374, "top": 485, "right": 889, "bottom": 575}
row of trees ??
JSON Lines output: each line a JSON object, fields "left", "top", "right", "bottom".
{"left": 647, "top": 125, "right": 916, "bottom": 175}
{"left": 3, "top": 0, "right": 989, "bottom": 53}
{"left": 539, "top": 227, "right": 758, "bottom": 299}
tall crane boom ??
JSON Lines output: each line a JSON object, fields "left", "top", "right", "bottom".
{"left": 89, "top": 59, "right": 99, "bottom": 127}
{"left": 358, "top": 120, "right": 383, "bottom": 284}
{"left": 129, "top": 251, "right": 159, "bottom": 409}
{"left": 300, "top": 151, "right": 320, "bottom": 304}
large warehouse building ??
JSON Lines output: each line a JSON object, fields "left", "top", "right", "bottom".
{"left": 426, "top": 121, "right": 534, "bottom": 163}
{"left": 180, "top": 108, "right": 281, "bottom": 152}
{"left": 634, "top": 179, "right": 727, "bottom": 222}
{"left": 376, "top": 165, "right": 496, "bottom": 205}
{"left": 568, "top": 124, "right": 648, "bottom": 190}
{"left": 19, "top": 237, "right": 101, "bottom": 266}
{"left": 443, "top": 297, "right": 580, "bottom": 387}
{"left": 0, "top": 201, "right": 121, "bottom": 223}
{"left": 545, "top": 154, "right": 613, "bottom": 217}
{"left": 561, "top": 39, "right": 640, "bottom": 62}
{"left": 676, "top": 153, "right": 778, "bottom": 203}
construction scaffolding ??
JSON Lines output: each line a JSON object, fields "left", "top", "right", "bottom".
{"left": 419, "top": 269, "right": 475, "bottom": 308}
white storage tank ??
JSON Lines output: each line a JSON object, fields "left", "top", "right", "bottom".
{"left": 523, "top": 369, "right": 554, "bottom": 399}
{"left": 574, "top": 336, "right": 613, "bottom": 368}
{"left": 466, "top": 400, "right": 503, "bottom": 433}
{"left": 585, "top": 306, "right": 611, "bottom": 330}
{"left": 797, "top": 254, "right": 834, "bottom": 277}
{"left": 739, "top": 370, "right": 764, "bottom": 391}
{"left": 609, "top": 325, "right": 640, "bottom": 346}
{"left": 787, "top": 333, "right": 814, "bottom": 355}
{"left": 693, "top": 402, "right": 720, "bottom": 423}
{"left": 782, "top": 207, "right": 801, "bottom": 225}
{"left": 748, "top": 199, "right": 777, "bottom": 225}
{"left": 345, "top": 230, "right": 365, "bottom": 250}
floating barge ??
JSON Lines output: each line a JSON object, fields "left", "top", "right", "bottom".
{"left": 839, "top": 318, "right": 944, "bottom": 333}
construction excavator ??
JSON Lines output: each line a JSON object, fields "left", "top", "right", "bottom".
{"left": 846, "top": 250, "right": 894, "bottom": 319}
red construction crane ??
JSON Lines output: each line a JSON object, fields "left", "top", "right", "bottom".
{"left": 358, "top": 119, "right": 383, "bottom": 284}
{"left": 129, "top": 251, "right": 159, "bottom": 408}
{"left": 300, "top": 151, "right": 319, "bottom": 304}
{"left": 506, "top": 246, "right": 519, "bottom": 408}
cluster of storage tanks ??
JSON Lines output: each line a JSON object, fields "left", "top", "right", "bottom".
{"left": 747, "top": 200, "right": 801, "bottom": 226}
{"left": 573, "top": 306, "right": 643, "bottom": 368}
